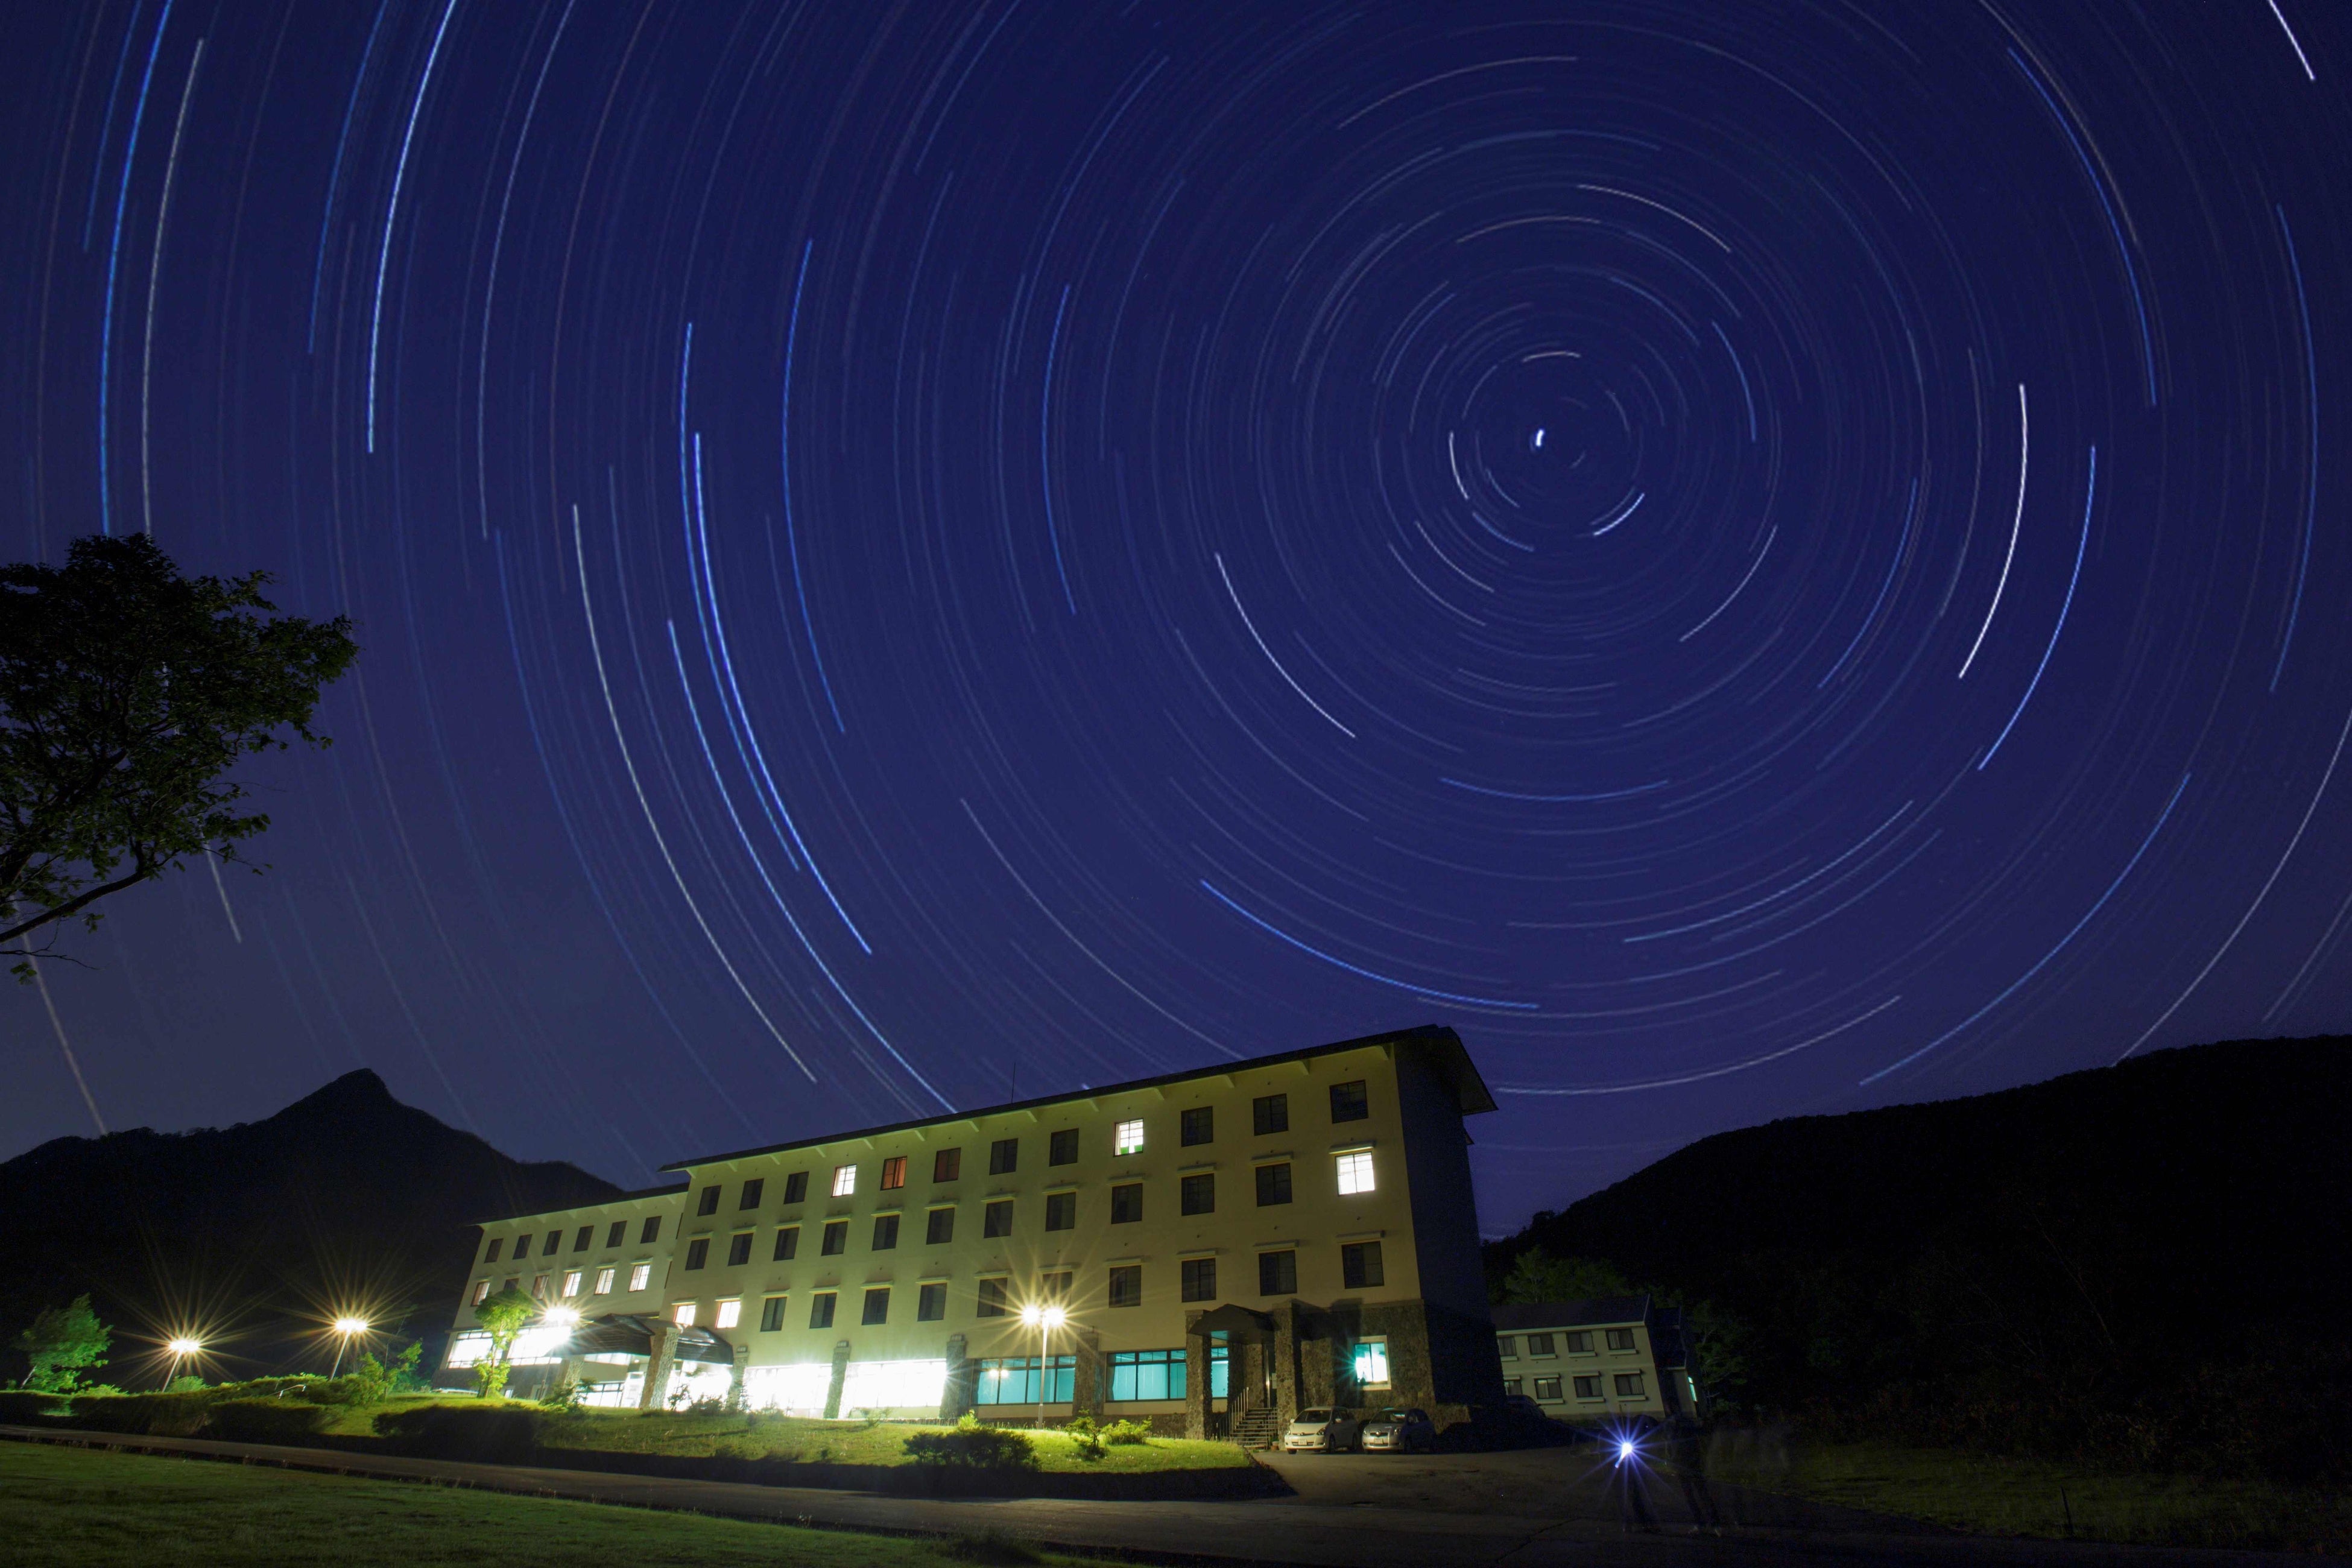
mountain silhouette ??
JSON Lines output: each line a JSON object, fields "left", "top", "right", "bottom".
{"left": 0, "top": 1069, "right": 627, "bottom": 1383}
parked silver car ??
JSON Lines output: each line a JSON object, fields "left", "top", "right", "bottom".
{"left": 1358, "top": 1407, "right": 1435, "bottom": 1452}
{"left": 1282, "top": 1407, "right": 1363, "bottom": 1452}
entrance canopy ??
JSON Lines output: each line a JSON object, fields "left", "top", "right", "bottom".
{"left": 1190, "top": 1303, "right": 1276, "bottom": 1339}
{"left": 569, "top": 1313, "right": 736, "bottom": 1365}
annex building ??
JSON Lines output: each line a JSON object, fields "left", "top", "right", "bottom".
{"left": 443, "top": 1025, "right": 1506, "bottom": 1435}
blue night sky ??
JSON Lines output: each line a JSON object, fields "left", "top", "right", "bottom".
{"left": 2, "top": 0, "right": 2347, "bottom": 1233}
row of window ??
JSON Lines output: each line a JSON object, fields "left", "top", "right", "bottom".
{"left": 486, "top": 1215, "right": 664, "bottom": 1265}
{"left": 656, "top": 1242, "right": 1387, "bottom": 1334}
{"left": 677, "top": 1084, "right": 1376, "bottom": 1220}
{"left": 472, "top": 1262, "right": 659, "bottom": 1304}
{"left": 1509, "top": 1371, "right": 1646, "bottom": 1401}
{"left": 1497, "top": 1329, "right": 1638, "bottom": 1359}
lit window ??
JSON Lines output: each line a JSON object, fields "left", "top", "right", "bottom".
{"left": 472, "top": 1279, "right": 491, "bottom": 1304}
{"left": 1336, "top": 1150, "right": 1374, "bottom": 1195}
{"left": 561, "top": 1270, "right": 583, "bottom": 1297}
{"left": 833, "top": 1165, "right": 858, "bottom": 1197}
{"left": 673, "top": 1302, "right": 697, "bottom": 1327}
{"left": 880, "top": 1157, "right": 906, "bottom": 1190}
{"left": 593, "top": 1267, "right": 616, "bottom": 1295}
{"left": 1114, "top": 1119, "right": 1145, "bottom": 1155}
{"left": 715, "top": 1299, "right": 741, "bottom": 1329}
{"left": 1352, "top": 1337, "right": 1389, "bottom": 1388}
{"left": 628, "top": 1262, "right": 652, "bottom": 1292}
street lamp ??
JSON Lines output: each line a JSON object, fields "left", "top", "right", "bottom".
{"left": 329, "top": 1316, "right": 369, "bottom": 1379}
{"left": 165, "top": 1336, "right": 201, "bottom": 1387}
{"left": 543, "top": 1304, "right": 581, "bottom": 1330}
{"left": 1017, "top": 1303, "right": 1067, "bottom": 1429}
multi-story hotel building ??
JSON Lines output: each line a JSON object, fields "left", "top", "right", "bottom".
{"left": 443, "top": 1025, "right": 1505, "bottom": 1434}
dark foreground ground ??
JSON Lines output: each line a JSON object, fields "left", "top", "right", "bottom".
{"left": 4, "top": 1424, "right": 2337, "bottom": 1567}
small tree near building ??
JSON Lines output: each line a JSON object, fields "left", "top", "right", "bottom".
{"left": 472, "top": 1289, "right": 536, "bottom": 1399}
{"left": 13, "top": 1295, "right": 110, "bottom": 1392}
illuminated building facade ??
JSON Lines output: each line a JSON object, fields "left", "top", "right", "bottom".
{"left": 444, "top": 1025, "right": 1506, "bottom": 1432}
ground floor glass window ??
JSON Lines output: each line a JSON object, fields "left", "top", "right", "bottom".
{"left": 975, "top": 1355, "right": 1076, "bottom": 1405}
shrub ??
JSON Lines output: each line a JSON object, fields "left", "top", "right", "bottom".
{"left": 1101, "top": 1418, "right": 1152, "bottom": 1446}
{"left": 1063, "top": 1414, "right": 1104, "bottom": 1461}
{"left": 164, "top": 1375, "right": 206, "bottom": 1394}
{"left": 203, "top": 1399, "right": 334, "bottom": 1444}
{"left": 904, "top": 1423, "right": 1039, "bottom": 1470}
{"left": 0, "top": 1389, "right": 68, "bottom": 1422}
{"left": 539, "top": 1373, "right": 583, "bottom": 1412}
{"left": 373, "top": 1403, "right": 546, "bottom": 1462}
{"left": 63, "top": 1393, "right": 212, "bottom": 1437}
{"left": 473, "top": 1361, "right": 510, "bottom": 1400}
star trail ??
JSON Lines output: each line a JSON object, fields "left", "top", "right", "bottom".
{"left": 3, "top": 1, "right": 2347, "bottom": 1223}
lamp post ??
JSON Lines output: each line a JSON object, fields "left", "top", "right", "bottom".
{"left": 1016, "top": 1303, "right": 1067, "bottom": 1429}
{"left": 165, "top": 1337, "right": 201, "bottom": 1388}
{"left": 329, "top": 1317, "right": 368, "bottom": 1379}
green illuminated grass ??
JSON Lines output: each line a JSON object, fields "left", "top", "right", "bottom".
{"left": 1717, "top": 1440, "right": 2350, "bottom": 1554}
{"left": 0, "top": 1440, "right": 1077, "bottom": 1566}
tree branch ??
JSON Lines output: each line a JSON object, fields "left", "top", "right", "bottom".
{"left": 0, "top": 859, "right": 157, "bottom": 946}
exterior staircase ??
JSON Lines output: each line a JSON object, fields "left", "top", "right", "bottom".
{"left": 1231, "top": 1406, "right": 1283, "bottom": 1449}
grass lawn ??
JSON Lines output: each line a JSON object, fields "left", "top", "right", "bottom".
{"left": 1718, "top": 1440, "right": 2350, "bottom": 1554}
{"left": 0, "top": 1440, "right": 1077, "bottom": 1566}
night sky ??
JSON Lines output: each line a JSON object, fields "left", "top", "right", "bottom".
{"left": 4, "top": 1, "right": 2347, "bottom": 1233}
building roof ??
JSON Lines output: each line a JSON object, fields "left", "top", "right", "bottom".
{"left": 1491, "top": 1295, "right": 1652, "bottom": 1332}
{"left": 662, "top": 1023, "right": 1494, "bottom": 1173}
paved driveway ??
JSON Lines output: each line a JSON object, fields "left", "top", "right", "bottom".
{"left": 4, "top": 1425, "right": 2331, "bottom": 1567}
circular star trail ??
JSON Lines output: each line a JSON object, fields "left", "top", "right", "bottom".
{"left": 3, "top": 0, "right": 2348, "bottom": 1216}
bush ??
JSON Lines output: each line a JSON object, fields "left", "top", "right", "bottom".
{"left": 539, "top": 1373, "right": 583, "bottom": 1412}
{"left": 904, "top": 1422, "right": 1038, "bottom": 1470}
{"left": 164, "top": 1375, "right": 206, "bottom": 1394}
{"left": 202, "top": 1399, "right": 334, "bottom": 1444}
{"left": 373, "top": 1403, "right": 546, "bottom": 1462}
{"left": 473, "top": 1362, "right": 510, "bottom": 1400}
{"left": 63, "top": 1393, "right": 212, "bottom": 1437}
{"left": 1101, "top": 1418, "right": 1152, "bottom": 1446}
{"left": 1062, "top": 1414, "right": 1104, "bottom": 1461}
{"left": 0, "top": 1389, "right": 68, "bottom": 1422}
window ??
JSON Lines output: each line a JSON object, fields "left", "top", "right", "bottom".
{"left": 1049, "top": 1129, "right": 1079, "bottom": 1165}
{"left": 1526, "top": 1333, "right": 1555, "bottom": 1358}
{"left": 984, "top": 1200, "right": 1014, "bottom": 1238}
{"left": 1253, "top": 1093, "right": 1288, "bottom": 1136}
{"left": 1256, "top": 1162, "right": 1292, "bottom": 1206}
{"left": 782, "top": 1171, "right": 809, "bottom": 1206}
{"left": 989, "top": 1137, "right": 1019, "bottom": 1175}
{"left": 1258, "top": 1250, "right": 1297, "bottom": 1297}
{"left": 1180, "top": 1173, "right": 1215, "bottom": 1215}
{"left": 832, "top": 1165, "right": 858, "bottom": 1198}
{"left": 933, "top": 1147, "right": 961, "bottom": 1183}
{"left": 1607, "top": 1327, "right": 1637, "bottom": 1351}
{"left": 918, "top": 1283, "right": 947, "bottom": 1321}
{"left": 1351, "top": 1337, "right": 1389, "bottom": 1388}
{"left": 872, "top": 1214, "right": 900, "bottom": 1251}
{"left": 976, "top": 1278, "right": 1009, "bottom": 1318}
{"left": 472, "top": 1279, "right": 491, "bottom": 1304}
{"left": 684, "top": 1239, "right": 710, "bottom": 1271}
{"left": 974, "top": 1355, "right": 1075, "bottom": 1405}
{"left": 698, "top": 1186, "right": 721, "bottom": 1217}
{"left": 1503, "top": 1376, "right": 1523, "bottom": 1396}
{"left": 1181, "top": 1258, "right": 1217, "bottom": 1301}
{"left": 1341, "top": 1241, "right": 1383, "bottom": 1289}
{"left": 607, "top": 1221, "right": 627, "bottom": 1247}
{"left": 1497, "top": 1335, "right": 1519, "bottom": 1360}
{"left": 821, "top": 1220, "right": 848, "bottom": 1256}
{"left": 760, "top": 1295, "right": 787, "bottom": 1333}
{"left": 715, "top": 1299, "right": 742, "bottom": 1330}
{"left": 809, "top": 1292, "right": 836, "bottom": 1329}
{"left": 1180, "top": 1107, "right": 1213, "bottom": 1146}
{"left": 574, "top": 1225, "right": 594, "bottom": 1251}
{"left": 718, "top": 1231, "right": 747, "bottom": 1267}
{"left": 739, "top": 1178, "right": 765, "bottom": 1210}
{"left": 502, "top": 1278, "right": 519, "bottom": 1294}
{"left": 1564, "top": 1330, "right": 1593, "bottom": 1353}
{"left": 926, "top": 1208, "right": 955, "bottom": 1245}
{"left": 1108, "top": 1265, "right": 1142, "bottom": 1307}
{"left": 774, "top": 1225, "right": 799, "bottom": 1262}
{"left": 545, "top": 1231, "right": 565, "bottom": 1257}
{"left": 641, "top": 1216, "right": 662, "bottom": 1244}
{"left": 1329, "top": 1080, "right": 1368, "bottom": 1122}
{"left": 1045, "top": 1191, "right": 1076, "bottom": 1231}
{"left": 1108, "top": 1348, "right": 1186, "bottom": 1400}
{"left": 1113, "top": 1119, "right": 1145, "bottom": 1156}
{"left": 561, "top": 1269, "right": 584, "bottom": 1297}
{"left": 672, "top": 1301, "right": 697, "bottom": 1326}
{"left": 880, "top": 1156, "right": 906, "bottom": 1190}
{"left": 1110, "top": 1183, "right": 1143, "bottom": 1224}
{"left": 484, "top": 1238, "right": 502, "bottom": 1263}
{"left": 1040, "top": 1269, "right": 1073, "bottom": 1301}
{"left": 1614, "top": 1373, "right": 1645, "bottom": 1398}
{"left": 628, "top": 1262, "right": 652, "bottom": 1292}
{"left": 862, "top": 1288, "right": 891, "bottom": 1326}
{"left": 593, "top": 1266, "right": 615, "bottom": 1295}
{"left": 1575, "top": 1374, "right": 1602, "bottom": 1399}
{"left": 1336, "top": 1150, "right": 1375, "bottom": 1195}
{"left": 1534, "top": 1375, "right": 1563, "bottom": 1402}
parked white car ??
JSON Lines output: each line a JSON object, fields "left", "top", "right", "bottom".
{"left": 1282, "top": 1407, "right": 1362, "bottom": 1452}
{"left": 1358, "top": 1407, "right": 1435, "bottom": 1452}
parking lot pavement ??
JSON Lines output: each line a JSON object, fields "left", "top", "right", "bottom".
{"left": 4, "top": 1426, "right": 2333, "bottom": 1568}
